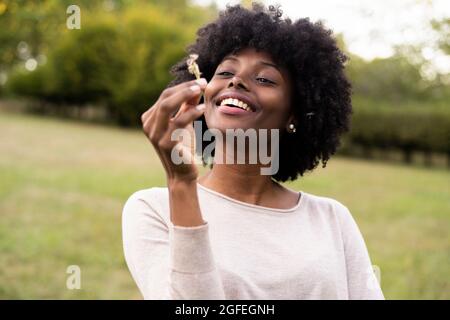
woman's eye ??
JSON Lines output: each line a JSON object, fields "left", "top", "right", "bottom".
{"left": 217, "top": 71, "right": 233, "bottom": 76}
{"left": 216, "top": 71, "right": 275, "bottom": 85}
{"left": 257, "top": 77, "right": 275, "bottom": 84}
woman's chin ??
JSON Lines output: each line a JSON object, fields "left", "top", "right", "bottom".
{"left": 206, "top": 123, "right": 256, "bottom": 132}
{"left": 205, "top": 114, "right": 259, "bottom": 132}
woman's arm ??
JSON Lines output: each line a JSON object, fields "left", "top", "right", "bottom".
{"left": 122, "top": 189, "right": 225, "bottom": 299}
{"left": 337, "top": 204, "right": 385, "bottom": 300}
{"left": 124, "top": 78, "right": 225, "bottom": 299}
{"left": 168, "top": 178, "right": 204, "bottom": 226}
{"left": 167, "top": 179, "right": 226, "bottom": 298}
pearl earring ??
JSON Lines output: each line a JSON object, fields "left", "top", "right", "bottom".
{"left": 289, "top": 123, "right": 296, "bottom": 133}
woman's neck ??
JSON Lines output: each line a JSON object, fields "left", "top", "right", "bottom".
{"left": 197, "top": 163, "right": 279, "bottom": 206}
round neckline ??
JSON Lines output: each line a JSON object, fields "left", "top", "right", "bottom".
{"left": 196, "top": 182, "right": 306, "bottom": 213}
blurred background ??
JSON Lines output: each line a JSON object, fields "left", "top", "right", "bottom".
{"left": 0, "top": 0, "right": 448, "bottom": 299}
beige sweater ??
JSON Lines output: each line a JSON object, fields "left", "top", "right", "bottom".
{"left": 122, "top": 183, "right": 384, "bottom": 300}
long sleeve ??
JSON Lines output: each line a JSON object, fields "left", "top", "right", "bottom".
{"left": 121, "top": 190, "right": 226, "bottom": 300}
{"left": 337, "top": 204, "right": 385, "bottom": 300}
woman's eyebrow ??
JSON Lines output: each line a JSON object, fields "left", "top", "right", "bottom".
{"left": 221, "top": 56, "right": 281, "bottom": 72}
{"left": 259, "top": 61, "right": 280, "bottom": 72}
{"left": 221, "top": 55, "right": 239, "bottom": 64}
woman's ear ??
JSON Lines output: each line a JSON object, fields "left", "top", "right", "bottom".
{"left": 285, "top": 113, "right": 297, "bottom": 132}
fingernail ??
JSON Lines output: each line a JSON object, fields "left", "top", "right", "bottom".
{"left": 195, "top": 78, "right": 207, "bottom": 86}
{"left": 196, "top": 104, "right": 206, "bottom": 111}
{"left": 189, "top": 85, "right": 201, "bottom": 93}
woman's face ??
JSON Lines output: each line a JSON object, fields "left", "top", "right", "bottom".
{"left": 203, "top": 47, "right": 293, "bottom": 132}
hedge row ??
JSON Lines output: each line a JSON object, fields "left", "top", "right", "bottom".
{"left": 348, "top": 101, "right": 450, "bottom": 157}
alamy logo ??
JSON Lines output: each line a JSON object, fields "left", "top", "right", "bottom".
{"left": 66, "top": 5, "right": 81, "bottom": 30}
{"left": 66, "top": 265, "right": 81, "bottom": 290}
{"left": 170, "top": 121, "right": 280, "bottom": 175}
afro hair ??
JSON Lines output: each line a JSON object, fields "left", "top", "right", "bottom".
{"left": 167, "top": 2, "right": 353, "bottom": 182}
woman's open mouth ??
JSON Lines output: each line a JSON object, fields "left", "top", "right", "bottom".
{"left": 214, "top": 93, "right": 258, "bottom": 116}
{"left": 217, "top": 98, "right": 253, "bottom": 115}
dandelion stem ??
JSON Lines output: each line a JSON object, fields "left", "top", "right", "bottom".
{"left": 187, "top": 54, "right": 204, "bottom": 102}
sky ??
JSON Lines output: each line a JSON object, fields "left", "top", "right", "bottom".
{"left": 193, "top": 0, "right": 450, "bottom": 72}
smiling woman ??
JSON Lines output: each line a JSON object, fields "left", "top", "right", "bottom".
{"left": 123, "top": 2, "right": 383, "bottom": 300}
{"left": 169, "top": 5, "right": 352, "bottom": 183}
{"left": 205, "top": 48, "right": 292, "bottom": 129}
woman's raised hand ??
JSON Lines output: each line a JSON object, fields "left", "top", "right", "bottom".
{"left": 141, "top": 78, "right": 207, "bottom": 182}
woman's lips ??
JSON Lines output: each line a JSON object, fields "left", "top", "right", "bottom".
{"left": 213, "top": 91, "right": 260, "bottom": 112}
{"left": 217, "top": 105, "right": 253, "bottom": 115}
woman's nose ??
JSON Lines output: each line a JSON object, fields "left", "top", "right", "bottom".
{"left": 228, "top": 76, "right": 248, "bottom": 91}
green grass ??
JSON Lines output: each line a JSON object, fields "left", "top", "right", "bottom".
{"left": 0, "top": 109, "right": 449, "bottom": 299}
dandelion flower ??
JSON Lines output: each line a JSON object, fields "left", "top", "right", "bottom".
{"left": 187, "top": 54, "right": 201, "bottom": 79}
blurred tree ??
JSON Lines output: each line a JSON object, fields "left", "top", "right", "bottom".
{"left": 0, "top": 0, "right": 99, "bottom": 69}
{"left": 6, "top": 0, "right": 218, "bottom": 125}
{"left": 347, "top": 54, "right": 428, "bottom": 103}
{"left": 0, "top": 0, "right": 217, "bottom": 94}
{"left": 432, "top": 18, "right": 450, "bottom": 54}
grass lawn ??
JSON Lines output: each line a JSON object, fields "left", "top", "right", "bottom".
{"left": 0, "top": 109, "right": 448, "bottom": 299}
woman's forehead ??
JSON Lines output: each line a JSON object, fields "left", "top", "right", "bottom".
{"left": 221, "top": 47, "right": 276, "bottom": 64}
{"left": 218, "top": 47, "right": 291, "bottom": 82}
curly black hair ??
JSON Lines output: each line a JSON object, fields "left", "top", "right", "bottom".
{"left": 167, "top": 2, "right": 353, "bottom": 182}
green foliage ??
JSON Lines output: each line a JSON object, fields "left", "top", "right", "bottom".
{"left": 350, "top": 98, "right": 450, "bottom": 156}
{"left": 0, "top": 0, "right": 101, "bottom": 70}
{"left": 104, "top": 5, "right": 193, "bottom": 125}
{"left": 347, "top": 55, "right": 431, "bottom": 102}
{"left": 6, "top": 2, "right": 208, "bottom": 125}
{"left": 2, "top": 1, "right": 449, "bottom": 154}
{"left": 432, "top": 18, "right": 450, "bottom": 54}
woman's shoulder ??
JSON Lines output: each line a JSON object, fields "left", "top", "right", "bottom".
{"left": 302, "top": 191, "right": 354, "bottom": 222}
{"left": 126, "top": 186, "right": 169, "bottom": 202}
{"left": 122, "top": 186, "right": 171, "bottom": 219}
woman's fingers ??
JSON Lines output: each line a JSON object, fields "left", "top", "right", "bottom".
{"left": 153, "top": 83, "right": 206, "bottom": 135}
{"left": 170, "top": 103, "right": 206, "bottom": 128}
{"left": 141, "top": 107, "right": 154, "bottom": 124}
{"left": 141, "top": 78, "right": 206, "bottom": 123}
{"left": 158, "top": 80, "right": 206, "bottom": 118}
{"left": 158, "top": 78, "right": 203, "bottom": 99}
{"left": 141, "top": 78, "right": 208, "bottom": 150}
{"left": 172, "top": 89, "right": 202, "bottom": 119}
{"left": 140, "top": 79, "right": 208, "bottom": 181}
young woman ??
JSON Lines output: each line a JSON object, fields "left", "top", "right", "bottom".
{"left": 122, "top": 3, "right": 384, "bottom": 300}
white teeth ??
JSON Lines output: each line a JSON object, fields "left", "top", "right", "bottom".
{"left": 239, "top": 101, "right": 250, "bottom": 111}
{"left": 219, "top": 97, "right": 251, "bottom": 111}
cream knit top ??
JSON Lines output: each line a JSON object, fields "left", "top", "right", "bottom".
{"left": 122, "top": 183, "right": 384, "bottom": 300}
